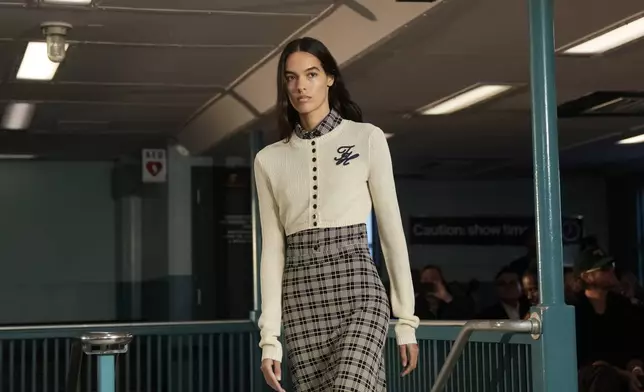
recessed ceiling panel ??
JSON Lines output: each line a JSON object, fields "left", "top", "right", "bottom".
{"left": 0, "top": 83, "right": 221, "bottom": 106}
{"left": 28, "top": 101, "right": 191, "bottom": 133}
{"left": 33, "top": 102, "right": 192, "bottom": 123}
{"left": 558, "top": 91, "right": 644, "bottom": 117}
{"left": 99, "top": 0, "right": 333, "bottom": 15}
{"left": 0, "top": 132, "right": 166, "bottom": 158}
{"left": 346, "top": 52, "right": 528, "bottom": 113}
{"left": 0, "top": 8, "right": 311, "bottom": 46}
{"left": 56, "top": 45, "right": 269, "bottom": 86}
{"left": 0, "top": 42, "right": 15, "bottom": 77}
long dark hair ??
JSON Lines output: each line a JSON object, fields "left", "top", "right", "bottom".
{"left": 276, "top": 37, "right": 362, "bottom": 141}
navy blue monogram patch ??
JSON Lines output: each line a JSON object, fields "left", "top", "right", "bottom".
{"left": 334, "top": 145, "right": 359, "bottom": 166}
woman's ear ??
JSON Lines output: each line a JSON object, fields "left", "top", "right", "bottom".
{"left": 327, "top": 75, "right": 335, "bottom": 87}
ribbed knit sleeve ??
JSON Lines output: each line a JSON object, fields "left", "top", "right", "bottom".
{"left": 367, "top": 128, "right": 420, "bottom": 345}
{"left": 254, "top": 154, "right": 286, "bottom": 362}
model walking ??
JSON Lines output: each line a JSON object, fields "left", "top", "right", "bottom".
{"left": 254, "top": 37, "right": 420, "bottom": 392}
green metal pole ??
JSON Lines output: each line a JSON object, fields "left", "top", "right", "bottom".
{"left": 529, "top": 0, "right": 564, "bottom": 307}
{"left": 528, "top": 0, "right": 578, "bottom": 390}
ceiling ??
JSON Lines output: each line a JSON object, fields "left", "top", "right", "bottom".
{"left": 0, "top": 0, "right": 334, "bottom": 158}
{"left": 1, "top": 0, "right": 644, "bottom": 177}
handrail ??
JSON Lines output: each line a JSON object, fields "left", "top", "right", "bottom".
{"left": 430, "top": 316, "right": 542, "bottom": 392}
{"left": 0, "top": 319, "right": 251, "bottom": 332}
{"left": 0, "top": 318, "right": 464, "bottom": 333}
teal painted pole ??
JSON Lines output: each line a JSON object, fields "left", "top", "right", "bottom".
{"left": 528, "top": 0, "right": 578, "bottom": 390}
{"left": 529, "top": 0, "right": 563, "bottom": 307}
{"left": 98, "top": 355, "right": 116, "bottom": 392}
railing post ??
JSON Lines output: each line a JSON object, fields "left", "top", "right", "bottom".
{"left": 527, "top": 0, "right": 578, "bottom": 390}
{"left": 66, "top": 340, "right": 84, "bottom": 392}
{"left": 80, "top": 332, "right": 133, "bottom": 392}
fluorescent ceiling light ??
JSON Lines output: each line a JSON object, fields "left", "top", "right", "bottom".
{"left": 563, "top": 15, "right": 644, "bottom": 55}
{"left": 418, "top": 84, "right": 514, "bottom": 115}
{"left": 616, "top": 133, "right": 644, "bottom": 145}
{"left": 0, "top": 154, "right": 36, "bottom": 160}
{"left": 42, "top": 0, "right": 92, "bottom": 4}
{"left": 1, "top": 102, "right": 35, "bottom": 130}
{"left": 16, "top": 42, "right": 68, "bottom": 81}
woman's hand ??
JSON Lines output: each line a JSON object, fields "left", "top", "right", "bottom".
{"left": 399, "top": 343, "right": 419, "bottom": 377}
{"left": 261, "top": 359, "right": 286, "bottom": 392}
{"left": 612, "top": 366, "right": 643, "bottom": 392}
{"left": 434, "top": 283, "right": 453, "bottom": 304}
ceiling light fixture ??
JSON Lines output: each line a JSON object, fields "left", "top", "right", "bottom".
{"left": 16, "top": 41, "right": 68, "bottom": 80}
{"left": 417, "top": 83, "right": 514, "bottom": 115}
{"left": 616, "top": 133, "right": 644, "bottom": 145}
{"left": 562, "top": 15, "right": 644, "bottom": 55}
{"left": 0, "top": 154, "right": 36, "bottom": 160}
{"left": 41, "top": 21, "right": 72, "bottom": 63}
{"left": 1, "top": 102, "right": 35, "bottom": 130}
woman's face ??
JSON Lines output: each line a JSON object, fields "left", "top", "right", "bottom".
{"left": 284, "top": 51, "right": 334, "bottom": 118}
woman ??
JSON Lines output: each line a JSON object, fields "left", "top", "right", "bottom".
{"left": 254, "top": 37, "right": 420, "bottom": 392}
{"left": 416, "top": 265, "right": 475, "bottom": 320}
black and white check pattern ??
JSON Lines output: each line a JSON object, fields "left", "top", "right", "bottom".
{"left": 294, "top": 109, "right": 343, "bottom": 140}
{"left": 282, "top": 224, "right": 389, "bottom": 391}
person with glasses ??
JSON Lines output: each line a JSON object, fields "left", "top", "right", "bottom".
{"left": 477, "top": 267, "right": 531, "bottom": 320}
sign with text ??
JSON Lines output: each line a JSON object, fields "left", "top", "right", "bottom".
{"left": 409, "top": 216, "right": 583, "bottom": 246}
{"left": 141, "top": 148, "right": 167, "bottom": 183}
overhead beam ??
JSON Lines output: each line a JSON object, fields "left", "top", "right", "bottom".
{"left": 177, "top": 0, "right": 444, "bottom": 154}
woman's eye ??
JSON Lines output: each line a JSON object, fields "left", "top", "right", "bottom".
{"left": 307, "top": 72, "right": 318, "bottom": 78}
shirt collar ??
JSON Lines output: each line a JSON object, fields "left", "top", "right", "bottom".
{"left": 293, "top": 109, "right": 343, "bottom": 140}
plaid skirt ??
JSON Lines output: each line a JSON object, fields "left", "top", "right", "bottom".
{"left": 282, "top": 224, "right": 389, "bottom": 392}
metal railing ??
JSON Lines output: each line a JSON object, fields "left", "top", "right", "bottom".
{"left": 67, "top": 332, "right": 133, "bottom": 392}
{"left": 0, "top": 319, "right": 542, "bottom": 392}
{"left": 430, "top": 317, "right": 541, "bottom": 392}
{"left": 384, "top": 319, "right": 541, "bottom": 392}
{"left": 0, "top": 320, "right": 260, "bottom": 392}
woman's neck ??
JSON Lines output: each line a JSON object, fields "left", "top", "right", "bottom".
{"left": 299, "top": 106, "right": 330, "bottom": 132}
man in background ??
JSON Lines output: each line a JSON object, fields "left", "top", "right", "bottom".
{"left": 574, "top": 246, "right": 644, "bottom": 392}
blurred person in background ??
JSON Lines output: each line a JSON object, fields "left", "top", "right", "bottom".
{"left": 574, "top": 247, "right": 644, "bottom": 392}
{"left": 415, "top": 265, "right": 475, "bottom": 320}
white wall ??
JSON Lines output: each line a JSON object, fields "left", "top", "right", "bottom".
{"left": 396, "top": 175, "right": 608, "bottom": 282}
{"left": 0, "top": 161, "right": 116, "bottom": 324}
